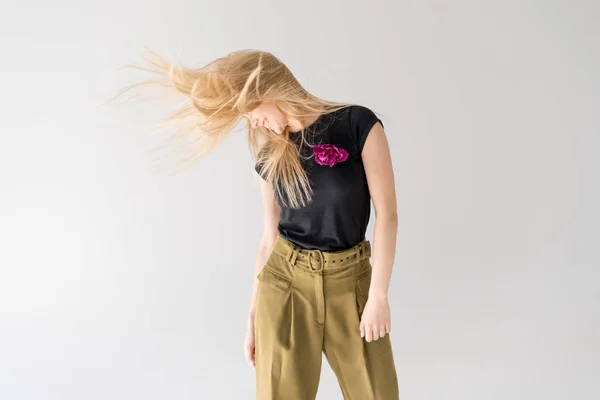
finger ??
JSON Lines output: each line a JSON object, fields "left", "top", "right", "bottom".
{"left": 365, "top": 325, "right": 373, "bottom": 342}
{"left": 245, "top": 345, "right": 255, "bottom": 365}
{"left": 372, "top": 327, "right": 380, "bottom": 341}
{"left": 385, "top": 321, "right": 391, "bottom": 333}
{"left": 379, "top": 325, "right": 387, "bottom": 338}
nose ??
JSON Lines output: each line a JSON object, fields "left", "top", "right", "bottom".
{"left": 248, "top": 115, "right": 258, "bottom": 127}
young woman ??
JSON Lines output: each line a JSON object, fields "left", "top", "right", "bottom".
{"left": 114, "top": 48, "right": 400, "bottom": 399}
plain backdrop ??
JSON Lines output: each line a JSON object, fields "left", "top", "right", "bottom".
{"left": 1, "top": 1, "right": 598, "bottom": 399}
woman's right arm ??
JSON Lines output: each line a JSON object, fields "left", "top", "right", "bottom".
{"left": 248, "top": 175, "right": 281, "bottom": 322}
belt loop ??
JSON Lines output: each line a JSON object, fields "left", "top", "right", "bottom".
{"left": 286, "top": 245, "right": 300, "bottom": 266}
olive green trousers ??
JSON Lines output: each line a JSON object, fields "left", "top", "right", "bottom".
{"left": 254, "top": 233, "right": 399, "bottom": 400}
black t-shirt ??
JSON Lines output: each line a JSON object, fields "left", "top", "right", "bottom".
{"left": 254, "top": 105, "right": 383, "bottom": 251}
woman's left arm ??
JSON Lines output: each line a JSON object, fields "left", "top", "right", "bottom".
{"left": 360, "top": 121, "right": 398, "bottom": 342}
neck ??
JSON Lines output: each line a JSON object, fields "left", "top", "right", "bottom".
{"left": 288, "top": 107, "right": 325, "bottom": 132}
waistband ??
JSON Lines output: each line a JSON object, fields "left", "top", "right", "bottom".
{"left": 272, "top": 233, "right": 371, "bottom": 272}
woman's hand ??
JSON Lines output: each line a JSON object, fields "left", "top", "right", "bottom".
{"left": 244, "top": 313, "right": 256, "bottom": 370}
{"left": 359, "top": 295, "right": 391, "bottom": 342}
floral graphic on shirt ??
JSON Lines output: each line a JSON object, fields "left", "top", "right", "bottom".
{"left": 312, "top": 144, "right": 349, "bottom": 167}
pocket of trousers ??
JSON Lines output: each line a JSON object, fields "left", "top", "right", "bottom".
{"left": 257, "top": 266, "right": 292, "bottom": 293}
{"left": 355, "top": 267, "right": 372, "bottom": 318}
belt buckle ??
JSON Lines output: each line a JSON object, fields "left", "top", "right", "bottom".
{"left": 308, "top": 250, "right": 323, "bottom": 271}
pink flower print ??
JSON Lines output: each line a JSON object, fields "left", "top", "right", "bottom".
{"left": 312, "top": 144, "right": 349, "bottom": 167}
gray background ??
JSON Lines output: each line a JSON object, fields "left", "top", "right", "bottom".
{"left": 1, "top": 0, "right": 598, "bottom": 399}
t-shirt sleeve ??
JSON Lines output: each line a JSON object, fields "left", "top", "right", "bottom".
{"left": 254, "top": 147, "right": 268, "bottom": 181}
{"left": 349, "top": 105, "right": 384, "bottom": 154}
{"left": 254, "top": 161, "right": 267, "bottom": 181}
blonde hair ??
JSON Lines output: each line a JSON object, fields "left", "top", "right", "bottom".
{"left": 107, "top": 47, "right": 360, "bottom": 209}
